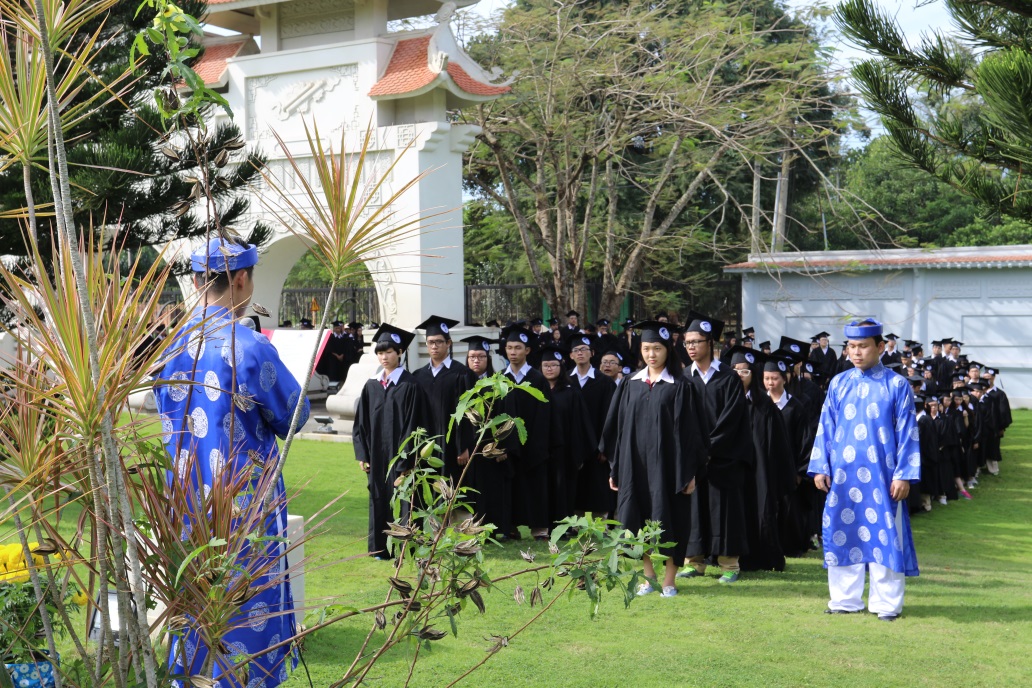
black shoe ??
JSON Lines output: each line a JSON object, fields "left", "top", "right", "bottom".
{"left": 824, "top": 608, "right": 857, "bottom": 614}
{"left": 877, "top": 613, "right": 899, "bottom": 622}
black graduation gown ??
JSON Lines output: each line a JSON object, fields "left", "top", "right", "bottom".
{"left": 600, "top": 373, "right": 702, "bottom": 567}
{"left": 316, "top": 334, "right": 348, "bottom": 381}
{"left": 353, "top": 371, "right": 432, "bottom": 557}
{"left": 685, "top": 365, "right": 753, "bottom": 558}
{"left": 573, "top": 372, "right": 618, "bottom": 514}
{"left": 809, "top": 347, "right": 837, "bottom": 381}
{"left": 547, "top": 384, "right": 593, "bottom": 523}
{"left": 935, "top": 358, "right": 957, "bottom": 391}
{"left": 775, "top": 395, "right": 816, "bottom": 557}
{"left": 591, "top": 333, "right": 620, "bottom": 368}
{"left": 502, "top": 367, "right": 553, "bottom": 531}
{"left": 880, "top": 350, "right": 902, "bottom": 368}
{"left": 412, "top": 360, "right": 477, "bottom": 484}
{"left": 739, "top": 394, "right": 796, "bottom": 572}
{"left": 916, "top": 412, "right": 944, "bottom": 497}
{"left": 987, "top": 387, "right": 1012, "bottom": 464}
{"left": 617, "top": 332, "right": 642, "bottom": 369}
{"left": 933, "top": 412, "right": 961, "bottom": 499}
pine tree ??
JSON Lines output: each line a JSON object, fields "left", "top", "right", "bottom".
{"left": 0, "top": 0, "right": 267, "bottom": 262}
{"left": 837, "top": 0, "right": 1032, "bottom": 223}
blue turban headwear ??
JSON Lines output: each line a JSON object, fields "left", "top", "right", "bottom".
{"left": 190, "top": 238, "right": 259, "bottom": 273}
{"left": 843, "top": 319, "right": 883, "bottom": 340}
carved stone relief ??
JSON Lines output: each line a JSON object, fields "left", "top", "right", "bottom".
{"left": 280, "top": 0, "right": 356, "bottom": 39}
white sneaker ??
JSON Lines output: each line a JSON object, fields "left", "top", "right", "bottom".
{"left": 660, "top": 585, "right": 678, "bottom": 598}
{"left": 636, "top": 582, "right": 655, "bottom": 596}
{"left": 938, "top": 496, "right": 948, "bottom": 506}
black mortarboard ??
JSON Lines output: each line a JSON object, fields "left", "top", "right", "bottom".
{"left": 923, "top": 363, "right": 935, "bottom": 372}
{"left": 778, "top": 336, "right": 810, "bottom": 363}
{"left": 372, "top": 323, "right": 415, "bottom": 351}
{"left": 348, "top": 321, "right": 362, "bottom": 329}
{"left": 655, "top": 311, "right": 669, "bottom": 320}
{"left": 941, "top": 337, "right": 954, "bottom": 343}
{"left": 953, "top": 372, "right": 968, "bottom": 381}
{"left": 984, "top": 367, "right": 999, "bottom": 376}
{"left": 416, "top": 315, "right": 460, "bottom": 338}
{"left": 953, "top": 340, "right": 964, "bottom": 346}
{"left": 501, "top": 324, "right": 534, "bottom": 345}
{"left": 967, "top": 381, "right": 986, "bottom": 391}
{"left": 332, "top": 319, "right": 344, "bottom": 327}
{"left": 742, "top": 327, "right": 755, "bottom": 337}
{"left": 726, "top": 345, "right": 761, "bottom": 367}
{"left": 548, "top": 317, "right": 560, "bottom": 326}
{"left": 622, "top": 318, "right": 635, "bottom": 328}
{"left": 279, "top": 320, "right": 293, "bottom": 328}
{"left": 886, "top": 361, "right": 902, "bottom": 371}
{"left": 950, "top": 389, "right": 966, "bottom": 398}
{"left": 803, "top": 361, "right": 822, "bottom": 377}
{"left": 634, "top": 320, "right": 675, "bottom": 344}
{"left": 370, "top": 322, "right": 380, "bottom": 329}
{"left": 931, "top": 340, "right": 943, "bottom": 346}
{"left": 603, "top": 350, "right": 624, "bottom": 362}
{"left": 907, "top": 374, "right": 925, "bottom": 384}
{"left": 967, "top": 360, "right": 982, "bottom": 370}
{"left": 741, "top": 335, "right": 755, "bottom": 344}
{"left": 759, "top": 340, "right": 771, "bottom": 350}
{"left": 885, "top": 333, "right": 898, "bottom": 340}
{"left": 685, "top": 311, "right": 725, "bottom": 341}
{"left": 460, "top": 335, "right": 495, "bottom": 352}
{"left": 813, "top": 331, "right": 831, "bottom": 340}
{"left": 566, "top": 310, "right": 580, "bottom": 317}
{"left": 535, "top": 343, "right": 568, "bottom": 367}
{"left": 486, "top": 319, "right": 500, "bottom": 328}
{"left": 764, "top": 358, "right": 789, "bottom": 374}
{"left": 530, "top": 318, "right": 544, "bottom": 327}
{"left": 300, "top": 318, "right": 313, "bottom": 328}
{"left": 596, "top": 318, "right": 610, "bottom": 327}
{"left": 567, "top": 332, "right": 595, "bottom": 350}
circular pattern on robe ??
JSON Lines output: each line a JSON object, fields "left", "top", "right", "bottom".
{"left": 209, "top": 448, "right": 225, "bottom": 478}
{"left": 825, "top": 551, "right": 839, "bottom": 566}
{"left": 894, "top": 534, "right": 903, "bottom": 550}
{"left": 885, "top": 512, "right": 895, "bottom": 529}
{"left": 260, "top": 361, "right": 277, "bottom": 392}
{"left": 878, "top": 427, "right": 890, "bottom": 444}
{"left": 256, "top": 420, "right": 266, "bottom": 442}
{"left": 857, "top": 526, "right": 871, "bottom": 542}
{"left": 237, "top": 383, "right": 256, "bottom": 412}
{"left": 832, "top": 530, "right": 847, "bottom": 546}
{"left": 177, "top": 449, "right": 191, "bottom": 482}
{"left": 827, "top": 491, "right": 839, "bottom": 508}
{"left": 248, "top": 601, "right": 269, "bottom": 632}
{"left": 873, "top": 547, "right": 884, "bottom": 564}
{"left": 279, "top": 664, "right": 290, "bottom": 683}
{"left": 261, "top": 406, "right": 276, "bottom": 423}
{"left": 844, "top": 403, "right": 857, "bottom": 420}
{"left": 252, "top": 329, "right": 270, "bottom": 344}
{"left": 184, "top": 638, "right": 197, "bottom": 663}
{"left": 872, "top": 369, "right": 885, "bottom": 380}
{"left": 834, "top": 426, "right": 845, "bottom": 443}
{"left": 878, "top": 529, "right": 889, "bottom": 546}
{"left": 857, "top": 466, "right": 872, "bottom": 483}
{"left": 865, "top": 507, "right": 878, "bottom": 524}
{"left": 907, "top": 452, "right": 921, "bottom": 467}
{"left": 169, "top": 371, "right": 190, "bottom": 402}
{"left": 867, "top": 445, "right": 879, "bottom": 463}
{"left": 849, "top": 547, "right": 864, "bottom": 563}
{"left": 840, "top": 508, "right": 855, "bottom": 524}
{"left": 204, "top": 370, "right": 221, "bottom": 401}
{"left": 896, "top": 416, "right": 908, "bottom": 433}
{"left": 858, "top": 382, "right": 870, "bottom": 399}
{"left": 866, "top": 403, "right": 880, "bottom": 419}
{"left": 822, "top": 513, "right": 831, "bottom": 528}
{"left": 223, "top": 413, "right": 246, "bottom": 443}
{"left": 227, "top": 640, "right": 249, "bottom": 661}
{"left": 190, "top": 407, "right": 209, "bottom": 438}
{"left": 848, "top": 487, "right": 864, "bottom": 503}
{"left": 816, "top": 423, "right": 824, "bottom": 437}
{"left": 842, "top": 445, "right": 856, "bottom": 463}
{"left": 853, "top": 424, "right": 868, "bottom": 441}
{"left": 221, "top": 341, "right": 245, "bottom": 368}
{"left": 909, "top": 426, "right": 919, "bottom": 441}
{"left": 833, "top": 468, "right": 847, "bottom": 485}
{"left": 187, "top": 331, "right": 205, "bottom": 358}
{"left": 874, "top": 487, "right": 886, "bottom": 506}
{"left": 811, "top": 445, "right": 823, "bottom": 462}
{"left": 161, "top": 414, "right": 173, "bottom": 443}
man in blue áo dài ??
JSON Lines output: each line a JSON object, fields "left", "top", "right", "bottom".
{"left": 156, "top": 236, "right": 310, "bottom": 686}
{"left": 808, "top": 319, "right": 920, "bottom": 621}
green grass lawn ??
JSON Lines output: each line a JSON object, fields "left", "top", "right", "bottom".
{"left": 282, "top": 410, "right": 1032, "bottom": 687}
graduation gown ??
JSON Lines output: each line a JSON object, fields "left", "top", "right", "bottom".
{"left": 156, "top": 305, "right": 308, "bottom": 687}
{"left": 316, "top": 333, "right": 349, "bottom": 381}
{"left": 739, "top": 394, "right": 796, "bottom": 572}
{"left": 686, "top": 364, "right": 753, "bottom": 558}
{"left": 617, "top": 332, "right": 642, "bottom": 369}
{"left": 914, "top": 412, "right": 941, "bottom": 505}
{"left": 986, "top": 387, "right": 1012, "bottom": 464}
{"left": 547, "top": 384, "right": 593, "bottom": 522}
{"left": 353, "top": 370, "right": 432, "bottom": 557}
{"left": 412, "top": 359, "right": 477, "bottom": 484}
{"left": 573, "top": 371, "right": 618, "bottom": 514}
{"left": 775, "top": 394, "right": 817, "bottom": 558}
{"left": 600, "top": 371, "right": 703, "bottom": 567}
{"left": 934, "top": 411, "right": 962, "bottom": 496}
{"left": 808, "top": 363, "right": 921, "bottom": 576}
{"left": 502, "top": 367, "right": 553, "bottom": 530}
{"left": 809, "top": 346, "right": 838, "bottom": 381}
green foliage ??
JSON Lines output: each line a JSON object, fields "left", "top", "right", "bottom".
{"left": 0, "top": 573, "right": 76, "bottom": 664}
{"left": 837, "top": 0, "right": 1032, "bottom": 224}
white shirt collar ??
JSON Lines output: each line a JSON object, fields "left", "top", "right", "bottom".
{"left": 374, "top": 366, "right": 404, "bottom": 386}
{"left": 769, "top": 390, "right": 791, "bottom": 410}
{"left": 631, "top": 367, "right": 675, "bottom": 384}
{"left": 570, "top": 366, "right": 596, "bottom": 387}
{"left": 430, "top": 356, "right": 453, "bottom": 377}
{"left": 506, "top": 361, "right": 532, "bottom": 383}
{"left": 690, "top": 358, "right": 721, "bottom": 384}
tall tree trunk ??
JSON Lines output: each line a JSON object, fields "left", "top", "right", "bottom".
{"left": 773, "top": 150, "right": 794, "bottom": 252}
{"left": 751, "top": 159, "right": 762, "bottom": 254}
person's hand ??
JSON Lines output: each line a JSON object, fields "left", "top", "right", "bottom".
{"left": 814, "top": 474, "right": 830, "bottom": 492}
{"left": 359, "top": 461, "right": 370, "bottom": 474}
{"left": 457, "top": 450, "right": 470, "bottom": 466}
{"left": 597, "top": 452, "right": 607, "bottom": 464}
{"left": 890, "top": 479, "right": 910, "bottom": 501}
{"left": 609, "top": 477, "right": 618, "bottom": 492}
{"left": 683, "top": 478, "right": 696, "bottom": 495}
{"left": 974, "top": 443, "right": 979, "bottom": 450}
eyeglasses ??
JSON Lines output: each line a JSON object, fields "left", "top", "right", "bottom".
{"left": 571, "top": 346, "right": 590, "bottom": 354}
{"left": 467, "top": 353, "right": 487, "bottom": 360}
{"left": 684, "top": 339, "right": 708, "bottom": 348}
{"left": 735, "top": 369, "right": 751, "bottom": 376}
{"left": 426, "top": 339, "right": 448, "bottom": 347}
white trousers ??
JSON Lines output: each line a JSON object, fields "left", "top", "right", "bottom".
{"left": 828, "top": 562, "right": 905, "bottom": 616}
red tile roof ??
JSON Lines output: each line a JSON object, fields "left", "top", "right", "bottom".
{"left": 370, "top": 35, "right": 512, "bottom": 99}
{"left": 369, "top": 36, "right": 437, "bottom": 97}
{"left": 193, "top": 40, "right": 247, "bottom": 87}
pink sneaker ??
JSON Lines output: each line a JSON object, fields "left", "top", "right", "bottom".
{"left": 960, "top": 489, "right": 973, "bottom": 500}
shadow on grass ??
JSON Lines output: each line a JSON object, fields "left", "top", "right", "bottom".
{"left": 902, "top": 603, "right": 1032, "bottom": 623}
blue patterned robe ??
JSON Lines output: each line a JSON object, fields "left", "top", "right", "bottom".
{"left": 807, "top": 363, "right": 920, "bottom": 576}
{"left": 156, "top": 306, "right": 310, "bottom": 687}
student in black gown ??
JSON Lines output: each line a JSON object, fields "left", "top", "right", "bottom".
{"left": 599, "top": 351, "right": 624, "bottom": 386}
{"left": 316, "top": 320, "right": 349, "bottom": 382}
{"left": 983, "top": 367, "right": 1011, "bottom": 475}
{"left": 944, "top": 391, "right": 973, "bottom": 500}
{"left": 567, "top": 334, "right": 618, "bottom": 519}
{"left": 681, "top": 313, "right": 753, "bottom": 585}
{"left": 412, "top": 316, "right": 477, "bottom": 488}
{"left": 353, "top": 325, "right": 431, "bottom": 559}
{"left": 600, "top": 320, "right": 702, "bottom": 597}
{"left": 499, "top": 325, "right": 553, "bottom": 540}
{"left": 617, "top": 318, "right": 641, "bottom": 370}
{"left": 763, "top": 358, "right": 815, "bottom": 558}
{"left": 911, "top": 396, "right": 937, "bottom": 513}
{"left": 537, "top": 344, "right": 593, "bottom": 525}
{"left": 728, "top": 348, "right": 795, "bottom": 572}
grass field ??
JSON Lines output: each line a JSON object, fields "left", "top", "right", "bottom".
{"left": 281, "top": 410, "right": 1032, "bottom": 687}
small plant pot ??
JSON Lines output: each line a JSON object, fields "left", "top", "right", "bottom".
{"left": 4, "top": 653, "right": 58, "bottom": 688}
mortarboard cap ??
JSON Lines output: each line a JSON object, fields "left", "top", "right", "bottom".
{"left": 778, "top": 336, "right": 810, "bottom": 363}
{"left": 461, "top": 335, "right": 495, "bottom": 352}
{"left": 764, "top": 358, "right": 789, "bottom": 374}
{"left": 726, "top": 345, "right": 761, "bottom": 367}
{"left": 742, "top": 327, "right": 755, "bottom": 337}
{"left": 331, "top": 319, "right": 344, "bottom": 327}
{"left": 603, "top": 350, "right": 624, "bottom": 362}
{"left": 566, "top": 310, "right": 580, "bottom": 317}
{"left": 300, "top": 318, "right": 313, "bottom": 328}
{"left": 486, "top": 319, "right": 501, "bottom": 328}
{"left": 685, "top": 311, "right": 725, "bottom": 342}
{"left": 280, "top": 320, "right": 293, "bottom": 328}
{"left": 622, "top": 318, "right": 635, "bottom": 328}
{"left": 596, "top": 318, "right": 610, "bottom": 327}
{"left": 347, "top": 321, "right": 362, "bottom": 329}
{"left": 813, "top": 331, "right": 831, "bottom": 340}
{"left": 759, "top": 340, "right": 771, "bottom": 350}
{"left": 534, "top": 343, "right": 569, "bottom": 367}
{"left": 547, "top": 317, "right": 559, "bottom": 326}
{"left": 953, "top": 340, "right": 964, "bottom": 346}
{"left": 567, "top": 332, "right": 595, "bottom": 350}
{"left": 372, "top": 323, "right": 415, "bottom": 351}
{"left": 501, "top": 324, "right": 534, "bottom": 345}
{"left": 634, "top": 320, "right": 675, "bottom": 344}
{"left": 417, "top": 315, "right": 460, "bottom": 338}
{"left": 885, "top": 333, "right": 898, "bottom": 340}
{"left": 530, "top": 318, "right": 544, "bottom": 327}
{"left": 984, "top": 367, "right": 999, "bottom": 376}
